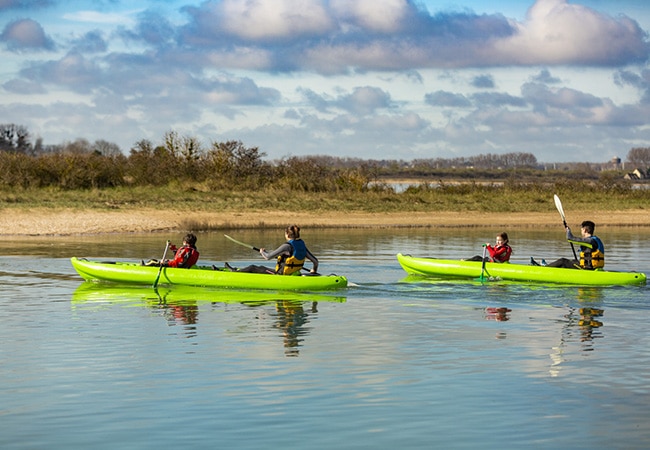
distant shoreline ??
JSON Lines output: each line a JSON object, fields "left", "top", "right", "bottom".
{"left": 2, "top": 208, "right": 648, "bottom": 236}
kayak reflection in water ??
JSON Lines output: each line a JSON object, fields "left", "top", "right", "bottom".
{"left": 225, "top": 225, "right": 319, "bottom": 275}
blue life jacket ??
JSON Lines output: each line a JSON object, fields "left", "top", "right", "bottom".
{"left": 275, "top": 239, "right": 307, "bottom": 275}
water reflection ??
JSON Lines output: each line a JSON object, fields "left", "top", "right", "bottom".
{"left": 273, "top": 300, "right": 317, "bottom": 357}
{"left": 578, "top": 307, "right": 604, "bottom": 344}
{"left": 3, "top": 229, "right": 650, "bottom": 449}
{"left": 71, "top": 282, "right": 346, "bottom": 306}
{"left": 574, "top": 287, "right": 605, "bottom": 349}
{"left": 549, "top": 304, "right": 606, "bottom": 377}
{"left": 156, "top": 299, "right": 199, "bottom": 334}
{"left": 71, "top": 282, "right": 345, "bottom": 355}
{"left": 484, "top": 307, "right": 511, "bottom": 322}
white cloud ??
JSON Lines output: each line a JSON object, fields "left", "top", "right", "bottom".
{"left": 209, "top": 0, "right": 334, "bottom": 40}
{"left": 175, "top": 0, "right": 648, "bottom": 73}
{"left": 63, "top": 10, "right": 141, "bottom": 26}
{"left": 494, "top": 0, "right": 648, "bottom": 65}
{"left": 330, "top": 0, "right": 411, "bottom": 33}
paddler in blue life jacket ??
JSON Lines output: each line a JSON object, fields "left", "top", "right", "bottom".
{"left": 541, "top": 220, "right": 605, "bottom": 269}
{"left": 225, "top": 225, "right": 319, "bottom": 274}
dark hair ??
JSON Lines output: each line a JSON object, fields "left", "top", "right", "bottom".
{"left": 581, "top": 221, "right": 595, "bottom": 234}
{"left": 184, "top": 233, "right": 197, "bottom": 246}
{"left": 285, "top": 225, "right": 300, "bottom": 239}
{"left": 497, "top": 232, "right": 509, "bottom": 243}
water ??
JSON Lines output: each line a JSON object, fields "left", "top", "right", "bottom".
{"left": 1, "top": 228, "right": 650, "bottom": 449}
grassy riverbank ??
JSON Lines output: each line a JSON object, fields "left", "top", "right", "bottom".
{"left": 2, "top": 180, "right": 649, "bottom": 211}
{"left": 1, "top": 183, "right": 648, "bottom": 235}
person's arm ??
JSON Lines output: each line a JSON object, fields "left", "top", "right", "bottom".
{"left": 305, "top": 248, "right": 319, "bottom": 273}
{"left": 490, "top": 245, "right": 509, "bottom": 262}
{"left": 260, "top": 243, "right": 292, "bottom": 260}
{"left": 485, "top": 244, "right": 509, "bottom": 262}
{"left": 566, "top": 227, "right": 574, "bottom": 240}
{"left": 159, "top": 242, "right": 178, "bottom": 266}
{"left": 566, "top": 228, "right": 594, "bottom": 247}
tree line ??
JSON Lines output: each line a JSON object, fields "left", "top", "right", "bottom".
{"left": 0, "top": 127, "right": 374, "bottom": 191}
{"left": 1, "top": 123, "right": 649, "bottom": 191}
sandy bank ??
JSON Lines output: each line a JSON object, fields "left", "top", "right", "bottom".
{"left": 1, "top": 208, "right": 648, "bottom": 236}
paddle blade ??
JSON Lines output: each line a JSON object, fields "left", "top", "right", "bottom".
{"left": 553, "top": 194, "right": 566, "bottom": 223}
{"left": 554, "top": 194, "right": 577, "bottom": 259}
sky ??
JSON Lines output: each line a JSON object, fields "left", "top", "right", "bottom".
{"left": 1, "top": 0, "right": 649, "bottom": 163}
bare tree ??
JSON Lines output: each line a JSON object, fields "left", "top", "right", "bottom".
{"left": 93, "top": 139, "right": 122, "bottom": 157}
{"left": 626, "top": 147, "right": 650, "bottom": 169}
{"left": 0, "top": 123, "right": 31, "bottom": 153}
{"left": 59, "top": 138, "right": 93, "bottom": 154}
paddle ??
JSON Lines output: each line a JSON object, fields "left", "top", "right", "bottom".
{"left": 153, "top": 240, "right": 171, "bottom": 288}
{"left": 479, "top": 244, "right": 488, "bottom": 281}
{"left": 224, "top": 234, "right": 260, "bottom": 251}
{"left": 553, "top": 194, "right": 578, "bottom": 260}
{"left": 473, "top": 244, "right": 502, "bottom": 282}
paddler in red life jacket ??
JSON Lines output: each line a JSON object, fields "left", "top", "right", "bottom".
{"left": 543, "top": 220, "right": 604, "bottom": 269}
{"left": 464, "top": 232, "right": 512, "bottom": 263}
{"left": 486, "top": 232, "right": 512, "bottom": 263}
{"left": 224, "top": 225, "right": 319, "bottom": 275}
{"left": 144, "top": 233, "right": 200, "bottom": 268}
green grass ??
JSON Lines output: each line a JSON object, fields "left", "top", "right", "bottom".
{"left": 1, "top": 182, "right": 648, "bottom": 214}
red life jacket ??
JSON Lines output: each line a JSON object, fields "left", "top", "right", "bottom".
{"left": 167, "top": 245, "right": 199, "bottom": 268}
{"left": 487, "top": 244, "right": 512, "bottom": 263}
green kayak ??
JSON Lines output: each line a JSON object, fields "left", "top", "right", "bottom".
{"left": 397, "top": 253, "right": 647, "bottom": 286}
{"left": 71, "top": 257, "right": 348, "bottom": 291}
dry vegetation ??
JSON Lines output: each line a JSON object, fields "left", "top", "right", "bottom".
{"left": 0, "top": 134, "right": 648, "bottom": 235}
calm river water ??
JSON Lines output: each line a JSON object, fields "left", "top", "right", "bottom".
{"left": 1, "top": 227, "right": 649, "bottom": 450}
